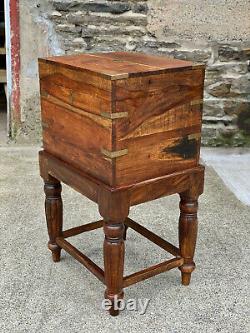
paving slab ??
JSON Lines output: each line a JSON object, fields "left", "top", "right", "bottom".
{"left": 201, "top": 148, "right": 250, "bottom": 206}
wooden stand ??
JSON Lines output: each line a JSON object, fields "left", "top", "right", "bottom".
{"left": 40, "top": 150, "right": 204, "bottom": 316}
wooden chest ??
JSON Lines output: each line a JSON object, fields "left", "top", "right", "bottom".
{"left": 39, "top": 52, "right": 205, "bottom": 187}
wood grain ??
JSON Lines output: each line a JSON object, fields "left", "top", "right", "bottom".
{"left": 98, "top": 188, "right": 130, "bottom": 316}
{"left": 56, "top": 237, "right": 105, "bottom": 283}
{"left": 40, "top": 71, "right": 112, "bottom": 116}
{"left": 39, "top": 60, "right": 113, "bottom": 91}
{"left": 39, "top": 52, "right": 205, "bottom": 316}
{"left": 44, "top": 177, "right": 63, "bottom": 262}
{"left": 114, "top": 69, "right": 203, "bottom": 140}
{"left": 39, "top": 150, "right": 204, "bottom": 207}
{"left": 125, "top": 217, "right": 180, "bottom": 256}
{"left": 40, "top": 52, "right": 200, "bottom": 80}
{"left": 115, "top": 126, "right": 201, "bottom": 186}
{"left": 41, "top": 98, "right": 113, "bottom": 185}
{"left": 178, "top": 193, "right": 198, "bottom": 285}
{"left": 112, "top": 68, "right": 204, "bottom": 186}
{"left": 98, "top": 52, "right": 193, "bottom": 71}
{"left": 39, "top": 151, "right": 100, "bottom": 204}
{"left": 39, "top": 53, "right": 205, "bottom": 187}
{"left": 129, "top": 165, "right": 204, "bottom": 206}
{"left": 123, "top": 257, "right": 184, "bottom": 288}
{"left": 39, "top": 150, "right": 204, "bottom": 316}
{"left": 62, "top": 220, "right": 103, "bottom": 238}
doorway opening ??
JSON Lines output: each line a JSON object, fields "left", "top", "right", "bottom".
{"left": 0, "top": 0, "right": 7, "bottom": 143}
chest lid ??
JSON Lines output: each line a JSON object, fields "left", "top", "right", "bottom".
{"left": 39, "top": 52, "right": 203, "bottom": 81}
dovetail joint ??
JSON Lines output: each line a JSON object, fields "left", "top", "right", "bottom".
{"left": 101, "top": 148, "right": 128, "bottom": 159}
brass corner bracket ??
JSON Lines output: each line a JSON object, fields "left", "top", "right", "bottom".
{"left": 101, "top": 148, "right": 128, "bottom": 159}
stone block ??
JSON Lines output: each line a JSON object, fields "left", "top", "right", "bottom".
{"left": 230, "top": 75, "right": 250, "bottom": 95}
{"left": 173, "top": 49, "right": 211, "bottom": 62}
{"left": 203, "top": 100, "right": 225, "bottom": 117}
{"left": 56, "top": 23, "right": 81, "bottom": 33}
{"left": 207, "top": 81, "right": 231, "bottom": 98}
{"left": 66, "top": 11, "right": 148, "bottom": 26}
{"left": 81, "top": 24, "right": 146, "bottom": 38}
{"left": 72, "top": 37, "right": 88, "bottom": 48}
{"left": 218, "top": 125, "right": 238, "bottom": 138}
{"left": 51, "top": 0, "right": 78, "bottom": 11}
{"left": 52, "top": 0, "right": 131, "bottom": 14}
{"left": 237, "top": 106, "right": 250, "bottom": 134}
{"left": 218, "top": 45, "right": 245, "bottom": 61}
{"left": 92, "top": 36, "right": 127, "bottom": 51}
{"left": 206, "top": 62, "right": 249, "bottom": 77}
{"left": 132, "top": 2, "right": 148, "bottom": 14}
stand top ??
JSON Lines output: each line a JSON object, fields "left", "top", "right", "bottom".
{"left": 39, "top": 51, "right": 204, "bottom": 80}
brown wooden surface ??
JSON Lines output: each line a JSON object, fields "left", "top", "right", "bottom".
{"left": 41, "top": 98, "right": 113, "bottom": 185}
{"left": 129, "top": 165, "right": 204, "bottom": 206}
{"left": 125, "top": 218, "right": 180, "bottom": 256}
{"left": 99, "top": 52, "right": 194, "bottom": 71}
{"left": 39, "top": 52, "right": 205, "bottom": 316}
{"left": 40, "top": 151, "right": 204, "bottom": 316}
{"left": 39, "top": 150, "right": 204, "bottom": 207}
{"left": 40, "top": 52, "right": 197, "bottom": 80}
{"left": 39, "top": 53, "right": 205, "bottom": 187}
{"left": 113, "top": 67, "right": 204, "bottom": 186}
{"left": 39, "top": 150, "right": 100, "bottom": 203}
{"left": 39, "top": 60, "right": 113, "bottom": 91}
{"left": 62, "top": 220, "right": 103, "bottom": 238}
{"left": 39, "top": 61, "right": 112, "bottom": 114}
{"left": 123, "top": 257, "right": 184, "bottom": 288}
{"left": 98, "top": 188, "right": 130, "bottom": 316}
{"left": 56, "top": 237, "right": 105, "bottom": 283}
{"left": 44, "top": 177, "right": 63, "bottom": 262}
{"left": 39, "top": 59, "right": 114, "bottom": 185}
{"left": 178, "top": 192, "right": 199, "bottom": 285}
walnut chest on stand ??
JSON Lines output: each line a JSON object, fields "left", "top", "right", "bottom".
{"left": 38, "top": 52, "right": 205, "bottom": 316}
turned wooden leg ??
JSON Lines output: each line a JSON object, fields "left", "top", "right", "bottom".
{"left": 99, "top": 189, "right": 129, "bottom": 316}
{"left": 103, "top": 218, "right": 125, "bottom": 316}
{"left": 44, "top": 177, "right": 63, "bottom": 262}
{"left": 178, "top": 192, "right": 198, "bottom": 286}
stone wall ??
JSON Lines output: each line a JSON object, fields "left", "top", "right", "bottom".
{"left": 17, "top": 0, "right": 62, "bottom": 142}
{"left": 17, "top": 0, "right": 250, "bottom": 145}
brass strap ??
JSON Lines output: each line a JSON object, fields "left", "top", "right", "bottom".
{"left": 192, "top": 62, "right": 205, "bottom": 69}
{"left": 190, "top": 99, "right": 203, "bottom": 106}
{"left": 101, "top": 148, "right": 128, "bottom": 159}
{"left": 100, "top": 111, "right": 128, "bottom": 120}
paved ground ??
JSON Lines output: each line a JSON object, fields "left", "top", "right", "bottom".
{"left": 0, "top": 146, "right": 249, "bottom": 333}
{"left": 201, "top": 148, "right": 250, "bottom": 206}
